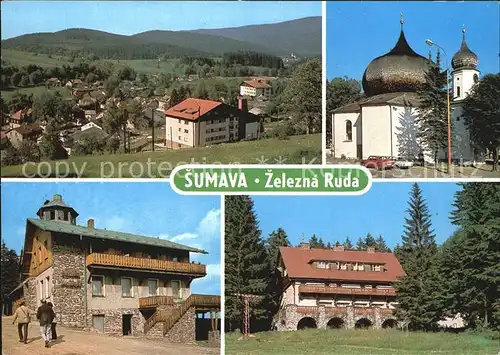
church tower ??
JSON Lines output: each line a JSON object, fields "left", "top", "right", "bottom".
{"left": 36, "top": 194, "right": 79, "bottom": 225}
{"left": 451, "top": 27, "right": 479, "bottom": 101}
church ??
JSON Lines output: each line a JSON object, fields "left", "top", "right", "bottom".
{"left": 330, "top": 17, "right": 481, "bottom": 163}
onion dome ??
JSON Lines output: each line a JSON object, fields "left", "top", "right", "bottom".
{"left": 362, "top": 15, "right": 431, "bottom": 97}
{"left": 451, "top": 28, "right": 478, "bottom": 70}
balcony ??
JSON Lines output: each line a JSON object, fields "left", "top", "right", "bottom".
{"left": 139, "top": 296, "right": 174, "bottom": 308}
{"left": 299, "top": 285, "right": 396, "bottom": 296}
{"left": 86, "top": 253, "right": 206, "bottom": 277}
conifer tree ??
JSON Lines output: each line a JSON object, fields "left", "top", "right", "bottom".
{"left": 375, "top": 235, "right": 391, "bottom": 252}
{"left": 224, "top": 196, "right": 269, "bottom": 332}
{"left": 344, "top": 237, "right": 353, "bottom": 249}
{"left": 394, "top": 183, "right": 442, "bottom": 330}
{"left": 416, "top": 50, "right": 449, "bottom": 167}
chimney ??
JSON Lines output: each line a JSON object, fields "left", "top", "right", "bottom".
{"left": 87, "top": 219, "right": 95, "bottom": 229}
{"left": 367, "top": 247, "right": 375, "bottom": 253}
{"left": 298, "top": 242, "right": 310, "bottom": 250}
{"left": 333, "top": 245, "right": 345, "bottom": 252}
{"left": 238, "top": 96, "right": 248, "bottom": 112}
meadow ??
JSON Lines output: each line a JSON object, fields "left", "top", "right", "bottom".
{"left": 1, "top": 134, "right": 321, "bottom": 178}
{"left": 225, "top": 329, "right": 499, "bottom": 355}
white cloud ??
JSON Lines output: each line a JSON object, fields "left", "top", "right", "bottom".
{"left": 197, "top": 209, "right": 221, "bottom": 238}
{"left": 169, "top": 233, "right": 198, "bottom": 243}
{"left": 191, "top": 263, "right": 221, "bottom": 294}
{"left": 98, "top": 216, "right": 129, "bottom": 231}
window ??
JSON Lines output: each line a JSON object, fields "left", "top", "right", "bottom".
{"left": 92, "top": 276, "right": 104, "bottom": 296}
{"left": 345, "top": 120, "right": 353, "bottom": 141}
{"left": 184, "top": 121, "right": 189, "bottom": 125}
{"left": 457, "top": 116, "right": 461, "bottom": 122}
{"left": 64, "top": 211, "right": 69, "bottom": 221}
{"left": 46, "top": 276, "right": 50, "bottom": 298}
{"left": 178, "top": 128, "right": 181, "bottom": 132}
{"left": 172, "top": 280, "right": 181, "bottom": 299}
{"left": 121, "top": 277, "right": 132, "bottom": 297}
{"left": 172, "top": 256, "right": 178, "bottom": 262}
{"left": 184, "top": 129, "right": 189, "bottom": 133}
{"left": 40, "top": 280, "right": 44, "bottom": 299}
{"left": 473, "top": 74, "right": 479, "bottom": 83}
{"left": 178, "top": 136, "right": 181, "bottom": 140}
{"left": 340, "top": 263, "right": 347, "bottom": 270}
{"left": 374, "top": 265, "right": 382, "bottom": 272}
{"left": 38, "top": 246, "right": 42, "bottom": 264}
{"left": 316, "top": 261, "right": 328, "bottom": 269}
{"left": 50, "top": 210, "right": 55, "bottom": 220}
{"left": 148, "top": 279, "right": 158, "bottom": 296}
{"left": 183, "top": 137, "right": 188, "bottom": 142}
{"left": 457, "top": 86, "right": 461, "bottom": 98}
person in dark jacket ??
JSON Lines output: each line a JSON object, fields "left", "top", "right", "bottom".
{"left": 47, "top": 302, "right": 57, "bottom": 340}
{"left": 36, "top": 300, "right": 55, "bottom": 348}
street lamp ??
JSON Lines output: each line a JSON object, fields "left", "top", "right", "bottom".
{"left": 426, "top": 39, "right": 452, "bottom": 171}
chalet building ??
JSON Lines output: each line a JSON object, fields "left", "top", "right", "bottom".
{"left": 10, "top": 195, "right": 220, "bottom": 343}
{"left": 9, "top": 109, "right": 32, "bottom": 129}
{"left": 239, "top": 79, "right": 272, "bottom": 100}
{"left": 164, "top": 97, "right": 260, "bottom": 149}
{"left": 276, "top": 244, "right": 405, "bottom": 331}
{"left": 6, "top": 123, "right": 43, "bottom": 147}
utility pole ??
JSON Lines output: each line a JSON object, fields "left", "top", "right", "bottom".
{"left": 232, "top": 293, "right": 263, "bottom": 338}
{"left": 151, "top": 107, "right": 155, "bottom": 152}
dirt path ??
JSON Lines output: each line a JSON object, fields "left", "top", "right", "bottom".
{"left": 2, "top": 316, "right": 218, "bottom": 355}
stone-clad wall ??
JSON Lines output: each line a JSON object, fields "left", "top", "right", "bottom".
{"left": 87, "top": 308, "right": 145, "bottom": 336}
{"left": 164, "top": 307, "right": 196, "bottom": 343}
{"left": 51, "top": 248, "right": 86, "bottom": 327}
{"left": 24, "top": 278, "right": 38, "bottom": 312}
{"left": 277, "top": 305, "right": 397, "bottom": 331}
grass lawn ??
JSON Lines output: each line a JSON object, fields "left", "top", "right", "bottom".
{"left": 225, "top": 329, "right": 499, "bottom": 355}
{"left": 1, "top": 134, "right": 321, "bottom": 178}
{"left": 1, "top": 85, "right": 70, "bottom": 101}
{"left": 2, "top": 49, "right": 71, "bottom": 67}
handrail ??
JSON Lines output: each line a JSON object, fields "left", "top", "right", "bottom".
{"left": 86, "top": 253, "right": 206, "bottom": 275}
{"left": 299, "top": 285, "right": 396, "bottom": 296}
{"left": 139, "top": 296, "right": 174, "bottom": 308}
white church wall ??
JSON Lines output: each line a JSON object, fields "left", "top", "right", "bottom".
{"left": 361, "top": 105, "right": 392, "bottom": 158}
{"left": 332, "top": 112, "right": 359, "bottom": 159}
{"left": 452, "top": 69, "right": 479, "bottom": 101}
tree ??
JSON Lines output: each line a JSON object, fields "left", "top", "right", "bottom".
{"left": 170, "top": 88, "right": 181, "bottom": 107}
{"left": 39, "top": 118, "right": 67, "bottom": 160}
{"left": 326, "top": 77, "right": 363, "bottom": 145}
{"left": 281, "top": 57, "right": 322, "bottom": 135}
{"left": 225, "top": 196, "right": 269, "bottom": 332}
{"left": 375, "top": 235, "right": 391, "bottom": 252}
{"left": 1, "top": 242, "right": 20, "bottom": 311}
{"left": 394, "top": 183, "right": 441, "bottom": 330}
{"left": 17, "top": 140, "right": 41, "bottom": 163}
{"left": 7, "top": 92, "right": 34, "bottom": 113}
{"left": 309, "top": 234, "right": 325, "bottom": 249}
{"left": 32, "top": 92, "right": 72, "bottom": 123}
{"left": 416, "top": 51, "right": 448, "bottom": 167}
{"left": 343, "top": 237, "right": 353, "bottom": 249}
{"left": 462, "top": 74, "right": 500, "bottom": 170}
{"left": 29, "top": 70, "right": 44, "bottom": 85}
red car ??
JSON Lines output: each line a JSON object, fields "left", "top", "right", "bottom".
{"left": 361, "top": 156, "right": 395, "bottom": 170}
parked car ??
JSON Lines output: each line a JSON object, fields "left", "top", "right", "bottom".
{"left": 361, "top": 156, "right": 395, "bottom": 170}
{"left": 394, "top": 157, "right": 414, "bottom": 169}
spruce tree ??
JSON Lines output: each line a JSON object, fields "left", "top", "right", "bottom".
{"left": 225, "top": 196, "right": 269, "bottom": 332}
{"left": 416, "top": 50, "right": 449, "bottom": 167}
{"left": 343, "top": 237, "right": 353, "bottom": 249}
{"left": 1, "top": 242, "right": 20, "bottom": 312}
{"left": 394, "top": 183, "right": 441, "bottom": 330}
{"left": 375, "top": 235, "right": 391, "bottom": 252}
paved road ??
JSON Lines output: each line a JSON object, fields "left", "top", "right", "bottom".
{"left": 2, "top": 317, "right": 218, "bottom": 355}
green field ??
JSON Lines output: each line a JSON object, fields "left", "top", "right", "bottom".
{"left": 1, "top": 85, "right": 70, "bottom": 101}
{"left": 1, "top": 134, "right": 321, "bottom": 178}
{"left": 1, "top": 49, "right": 71, "bottom": 67}
{"left": 225, "top": 329, "right": 499, "bottom": 355}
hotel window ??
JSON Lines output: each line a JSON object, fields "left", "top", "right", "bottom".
{"left": 178, "top": 128, "right": 181, "bottom": 132}
{"left": 148, "top": 279, "right": 158, "bottom": 296}
{"left": 172, "top": 280, "right": 181, "bottom": 299}
{"left": 178, "top": 136, "right": 181, "bottom": 140}
{"left": 121, "top": 277, "right": 132, "bottom": 297}
{"left": 184, "top": 129, "right": 189, "bottom": 133}
{"left": 92, "top": 276, "right": 105, "bottom": 296}
{"left": 184, "top": 121, "right": 189, "bottom": 125}
{"left": 345, "top": 120, "right": 353, "bottom": 141}
{"left": 340, "top": 263, "right": 347, "bottom": 270}
{"left": 374, "top": 265, "right": 382, "bottom": 272}
{"left": 316, "top": 261, "right": 328, "bottom": 269}
{"left": 50, "top": 210, "right": 55, "bottom": 220}
{"left": 40, "top": 280, "right": 44, "bottom": 299}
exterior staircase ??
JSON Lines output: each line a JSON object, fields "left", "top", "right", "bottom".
{"left": 144, "top": 294, "right": 220, "bottom": 335}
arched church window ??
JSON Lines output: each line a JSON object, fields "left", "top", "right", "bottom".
{"left": 457, "top": 86, "right": 461, "bottom": 98}
{"left": 345, "top": 120, "right": 353, "bottom": 141}
{"left": 473, "top": 74, "right": 479, "bottom": 83}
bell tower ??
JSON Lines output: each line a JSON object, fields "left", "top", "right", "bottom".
{"left": 36, "top": 194, "right": 79, "bottom": 225}
{"left": 451, "top": 27, "right": 480, "bottom": 101}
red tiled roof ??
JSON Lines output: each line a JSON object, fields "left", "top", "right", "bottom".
{"left": 13, "top": 123, "right": 42, "bottom": 137}
{"left": 279, "top": 246, "right": 405, "bottom": 283}
{"left": 165, "top": 98, "right": 222, "bottom": 121}
{"left": 241, "top": 80, "right": 271, "bottom": 89}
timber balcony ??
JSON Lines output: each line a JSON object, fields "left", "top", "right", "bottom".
{"left": 298, "top": 285, "right": 396, "bottom": 296}
{"left": 139, "top": 296, "right": 174, "bottom": 308}
{"left": 85, "top": 253, "right": 206, "bottom": 277}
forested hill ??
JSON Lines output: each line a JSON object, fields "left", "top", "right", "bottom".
{"left": 1, "top": 17, "right": 320, "bottom": 60}
{"left": 190, "top": 16, "right": 321, "bottom": 57}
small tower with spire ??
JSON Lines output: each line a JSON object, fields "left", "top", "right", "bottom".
{"left": 36, "top": 194, "right": 79, "bottom": 225}
{"left": 451, "top": 26, "right": 480, "bottom": 101}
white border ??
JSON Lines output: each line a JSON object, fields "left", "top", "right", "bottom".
{"left": 219, "top": 194, "right": 225, "bottom": 355}
{"left": 169, "top": 164, "right": 373, "bottom": 196}
{"left": 321, "top": 0, "right": 327, "bottom": 165}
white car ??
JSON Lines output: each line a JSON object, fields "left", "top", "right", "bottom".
{"left": 394, "top": 157, "right": 414, "bottom": 169}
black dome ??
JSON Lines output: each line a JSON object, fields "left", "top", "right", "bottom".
{"left": 362, "top": 29, "right": 431, "bottom": 97}
{"left": 452, "top": 29, "right": 478, "bottom": 70}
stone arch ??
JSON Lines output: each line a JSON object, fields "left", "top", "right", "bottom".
{"left": 326, "top": 317, "right": 344, "bottom": 329}
{"left": 355, "top": 318, "right": 372, "bottom": 329}
{"left": 297, "top": 317, "right": 317, "bottom": 330}
{"left": 382, "top": 318, "right": 398, "bottom": 329}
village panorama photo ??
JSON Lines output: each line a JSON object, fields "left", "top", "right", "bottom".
{"left": 0, "top": 1, "right": 322, "bottom": 178}
{"left": 326, "top": 1, "right": 500, "bottom": 179}
{"left": 1, "top": 182, "right": 222, "bottom": 355}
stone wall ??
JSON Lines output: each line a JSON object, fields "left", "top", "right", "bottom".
{"left": 51, "top": 248, "right": 86, "bottom": 328}
{"left": 164, "top": 307, "right": 196, "bottom": 343}
{"left": 24, "top": 278, "right": 38, "bottom": 312}
{"left": 87, "top": 308, "right": 145, "bottom": 336}
{"left": 277, "top": 305, "right": 397, "bottom": 331}
{"left": 146, "top": 322, "right": 164, "bottom": 338}
{"left": 208, "top": 330, "right": 220, "bottom": 347}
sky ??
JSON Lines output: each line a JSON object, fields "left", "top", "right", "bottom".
{"left": 253, "top": 182, "right": 461, "bottom": 249}
{"left": 327, "top": 1, "right": 499, "bottom": 80}
{"left": 0, "top": 182, "right": 221, "bottom": 295}
{"left": 1, "top": 1, "right": 322, "bottom": 40}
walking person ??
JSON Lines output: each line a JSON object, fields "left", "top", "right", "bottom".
{"left": 47, "top": 302, "right": 57, "bottom": 340}
{"left": 12, "top": 301, "right": 33, "bottom": 344}
{"left": 36, "top": 300, "right": 55, "bottom": 348}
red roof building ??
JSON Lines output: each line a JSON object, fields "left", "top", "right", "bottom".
{"left": 275, "top": 244, "right": 404, "bottom": 331}
{"left": 239, "top": 79, "right": 272, "bottom": 99}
